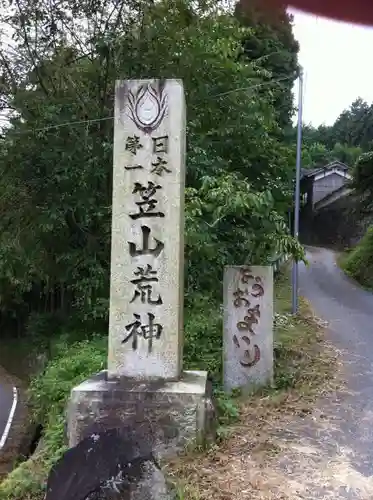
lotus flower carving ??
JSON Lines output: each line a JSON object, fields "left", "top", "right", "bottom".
{"left": 127, "top": 83, "right": 168, "bottom": 133}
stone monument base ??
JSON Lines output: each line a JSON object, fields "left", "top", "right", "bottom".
{"left": 67, "top": 370, "right": 216, "bottom": 460}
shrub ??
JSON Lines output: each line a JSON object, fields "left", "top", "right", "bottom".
{"left": 341, "top": 226, "right": 373, "bottom": 289}
{"left": 184, "top": 293, "right": 222, "bottom": 383}
{"left": 29, "top": 337, "right": 107, "bottom": 425}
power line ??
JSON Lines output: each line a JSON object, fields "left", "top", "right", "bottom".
{"left": 211, "top": 76, "right": 293, "bottom": 98}
{"left": 28, "top": 116, "right": 112, "bottom": 134}
{"left": 1, "top": 115, "right": 113, "bottom": 135}
{"left": 1, "top": 75, "right": 294, "bottom": 136}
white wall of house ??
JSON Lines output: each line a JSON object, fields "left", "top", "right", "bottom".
{"left": 312, "top": 168, "right": 351, "bottom": 206}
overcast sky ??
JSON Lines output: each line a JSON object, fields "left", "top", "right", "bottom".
{"left": 291, "top": 9, "right": 373, "bottom": 127}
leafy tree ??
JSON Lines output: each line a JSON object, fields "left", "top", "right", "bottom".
{"left": 301, "top": 142, "right": 332, "bottom": 168}
{"left": 235, "top": 0, "right": 299, "bottom": 130}
{"left": 330, "top": 142, "right": 362, "bottom": 166}
{"left": 0, "top": 0, "right": 302, "bottom": 337}
{"left": 291, "top": 122, "right": 362, "bottom": 170}
{"left": 351, "top": 151, "right": 373, "bottom": 211}
{"left": 308, "top": 98, "right": 373, "bottom": 155}
{"left": 301, "top": 124, "right": 335, "bottom": 151}
{"left": 332, "top": 98, "right": 373, "bottom": 151}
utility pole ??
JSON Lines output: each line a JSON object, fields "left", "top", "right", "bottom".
{"left": 291, "top": 67, "right": 304, "bottom": 314}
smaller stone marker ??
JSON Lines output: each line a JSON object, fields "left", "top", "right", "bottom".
{"left": 223, "top": 265, "right": 273, "bottom": 391}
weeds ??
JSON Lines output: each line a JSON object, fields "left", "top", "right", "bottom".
{"left": 340, "top": 226, "right": 373, "bottom": 289}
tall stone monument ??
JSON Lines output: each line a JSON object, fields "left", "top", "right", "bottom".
{"left": 108, "top": 79, "right": 184, "bottom": 380}
{"left": 223, "top": 265, "right": 273, "bottom": 392}
{"left": 67, "top": 79, "right": 214, "bottom": 460}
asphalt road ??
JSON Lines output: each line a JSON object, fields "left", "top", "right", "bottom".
{"left": 0, "top": 382, "right": 13, "bottom": 450}
{"left": 299, "top": 246, "right": 373, "bottom": 482}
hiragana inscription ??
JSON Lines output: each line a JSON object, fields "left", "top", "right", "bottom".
{"left": 251, "top": 277, "right": 264, "bottom": 298}
{"left": 128, "top": 225, "right": 164, "bottom": 257}
{"left": 129, "top": 181, "right": 165, "bottom": 220}
{"left": 231, "top": 267, "right": 264, "bottom": 369}
{"left": 240, "top": 266, "right": 254, "bottom": 284}
{"left": 122, "top": 312, "right": 163, "bottom": 352}
{"left": 239, "top": 267, "right": 264, "bottom": 297}
{"left": 130, "top": 264, "right": 162, "bottom": 305}
{"left": 237, "top": 304, "right": 260, "bottom": 334}
{"left": 233, "top": 288, "right": 250, "bottom": 308}
{"left": 232, "top": 334, "right": 261, "bottom": 367}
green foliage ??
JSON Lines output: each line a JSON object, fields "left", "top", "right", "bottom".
{"left": 184, "top": 293, "right": 222, "bottom": 380}
{"left": 29, "top": 338, "right": 107, "bottom": 424}
{"left": 214, "top": 390, "right": 240, "bottom": 440}
{"left": 0, "top": 0, "right": 301, "bottom": 342}
{"left": 0, "top": 267, "right": 331, "bottom": 500}
{"left": 332, "top": 98, "right": 373, "bottom": 151}
{"left": 235, "top": 0, "right": 299, "bottom": 130}
{"left": 0, "top": 297, "right": 225, "bottom": 499}
{"left": 301, "top": 142, "right": 332, "bottom": 168}
{"left": 351, "top": 151, "right": 373, "bottom": 211}
{"left": 0, "top": 337, "right": 107, "bottom": 500}
{"left": 330, "top": 142, "right": 362, "bottom": 166}
{"left": 299, "top": 98, "right": 372, "bottom": 170}
{"left": 341, "top": 226, "right": 373, "bottom": 289}
{"left": 185, "top": 173, "right": 304, "bottom": 298}
{"left": 298, "top": 129, "right": 362, "bottom": 169}
{"left": 0, "top": 2, "right": 304, "bottom": 497}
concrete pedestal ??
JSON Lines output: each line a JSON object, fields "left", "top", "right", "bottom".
{"left": 67, "top": 370, "right": 215, "bottom": 460}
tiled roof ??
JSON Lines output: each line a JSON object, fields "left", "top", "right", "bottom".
{"left": 300, "top": 160, "right": 349, "bottom": 180}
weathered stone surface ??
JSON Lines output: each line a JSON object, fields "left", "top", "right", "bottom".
{"left": 66, "top": 79, "right": 215, "bottom": 485}
{"left": 45, "top": 428, "right": 173, "bottom": 500}
{"left": 109, "top": 79, "right": 186, "bottom": 380}
{"left": 67, "top": 370, "right": 215, "bottom": 459}
{"left": 223, "top": 265, "right": 273, "bottom": 392}
{"left": 84, "top": 462, "right": 172, "bottom": 500}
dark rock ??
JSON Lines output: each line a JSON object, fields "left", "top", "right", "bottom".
{"left": 45, "top": 427, "right": 173, "bottom": 500}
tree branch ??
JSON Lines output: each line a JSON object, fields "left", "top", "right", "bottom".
{"left": 14, "top": 0, "right": 50, "bottom": 96}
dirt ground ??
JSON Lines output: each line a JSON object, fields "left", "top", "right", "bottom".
{"left": 168, "top": 372, "right": 364, "bottom": 500}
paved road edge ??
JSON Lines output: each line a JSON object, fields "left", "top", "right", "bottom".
{"left": 0, "top": 386, "right": 18, "bottom": 450}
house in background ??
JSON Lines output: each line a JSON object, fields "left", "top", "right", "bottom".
{"left": 300, "top": 160, "right": 352, "bottom": 212}
{"left": 299, "top": 160, "right": 366, "bottom": 248}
